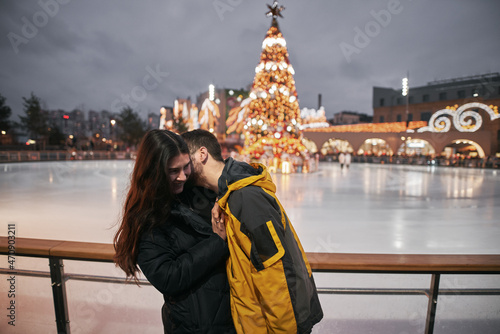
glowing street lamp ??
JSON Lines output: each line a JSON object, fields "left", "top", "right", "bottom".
{"left": 209, "top": 84, "right": 215, "bottom": 101}
{"left": 402, "top": 73, "right": 409, "bottom": 130}
{"left": 402, "top": 77, "right": 409, "bottom": 97}
{"left": 110, "top": 119, "right": 116, "bottom": 142}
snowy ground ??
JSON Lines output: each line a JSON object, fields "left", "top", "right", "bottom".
{"left": 1, "top": 161, "right": 499, "bottom": 333}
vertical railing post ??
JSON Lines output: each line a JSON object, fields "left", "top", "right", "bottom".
{"left": 49, "top": 258, "right": 70, "bottom": 334}
{"left": 425, "top": 273, "right": 440, "bottom": 334}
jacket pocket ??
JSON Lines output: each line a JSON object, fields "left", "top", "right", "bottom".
{"left": 250, "top": 220, "right": 285, "bottom": 271}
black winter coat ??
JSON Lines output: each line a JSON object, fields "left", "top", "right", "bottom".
{"left": 137, "top": 187, "right": 235, "bottom": 334}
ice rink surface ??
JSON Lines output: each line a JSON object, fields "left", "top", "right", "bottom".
{"left": 1, "top": 160, "right": 499, "bottom": 333}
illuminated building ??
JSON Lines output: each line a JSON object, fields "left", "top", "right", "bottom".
{"left": 301, "top": 73, "right": 500, "bottom": 158}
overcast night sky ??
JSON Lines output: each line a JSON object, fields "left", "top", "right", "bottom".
{"left": 1, "top": 0, "right": 499, "bottom": 121}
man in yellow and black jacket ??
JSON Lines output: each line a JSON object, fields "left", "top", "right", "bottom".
{"left": 182, "top": 130, "right": 323, "bottom": 334}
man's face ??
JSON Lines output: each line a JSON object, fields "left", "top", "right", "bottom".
{"left": 168, "top": 153, "right": 191, "bottom": 194}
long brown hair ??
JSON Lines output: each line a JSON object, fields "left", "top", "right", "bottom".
{"left": 113, "top": 129, "right": 189, "bottom": 281}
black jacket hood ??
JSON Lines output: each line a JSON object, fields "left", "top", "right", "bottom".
{"left": 218, "top": 157, "right": 261, "bottom": 197}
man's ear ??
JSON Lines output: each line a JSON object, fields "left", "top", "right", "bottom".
{"left": 199, "top": 146, "right": 209, "bottom": 164}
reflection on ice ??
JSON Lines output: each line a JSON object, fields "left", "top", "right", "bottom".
{"left": 443, "top": 171, "right": 484, "bottom": 198}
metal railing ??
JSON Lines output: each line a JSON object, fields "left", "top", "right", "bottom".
{"left": 0, "top": 150, "right": 134, "bottom": 162}
{"left": 1, "top": 237, "right": 500, "bottom": 334}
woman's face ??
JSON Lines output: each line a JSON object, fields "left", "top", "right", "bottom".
{"left": 168, "top": 153, "right": 192, "bottom": 194}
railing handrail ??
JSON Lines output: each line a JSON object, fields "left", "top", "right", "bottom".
{"left": 2, "top": 236, "right": 500, "bottom": 273}
{"left": 0, "top": 150, "right": 134, "bottom": 163}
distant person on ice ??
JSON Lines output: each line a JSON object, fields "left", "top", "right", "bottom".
{"left": 339, "top": 152, "right": 345, "bottom": 169}
{"left": 345, "top": 152, "right": 351, "bottom": 169}
{"left": 181, "top": 129, "right": 323, "bottom": 334}
{"left": 114, "top": 130, "right": 235, "bottom": 334}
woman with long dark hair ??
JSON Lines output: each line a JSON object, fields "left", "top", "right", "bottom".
{"left": 114, "top": 129, "right": 234, "bottom": 333}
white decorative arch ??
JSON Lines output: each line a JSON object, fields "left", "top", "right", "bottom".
{"left": 301, "top": 137, "right": 318, "bottom": 153}
{"left": 320, "top": 138, "right": 354, "bottom": 154}
{"left": 447, "top": 139, "right": 486, "bottom": 158}
{"left": 417, "top": 102, "right": 499, "bottom": 133}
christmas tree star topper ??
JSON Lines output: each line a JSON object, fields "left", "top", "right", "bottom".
{"left": 266, "top": 0, "right": 285, "bottom": 18}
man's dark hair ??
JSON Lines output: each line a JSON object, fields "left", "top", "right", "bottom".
{"left": 181, "top": 129, "right": 224, "bottom": 162}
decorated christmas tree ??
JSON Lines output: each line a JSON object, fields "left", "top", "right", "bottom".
{"left": 227, "top": 0, "right": 310, "bottom": 172}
